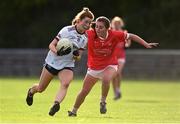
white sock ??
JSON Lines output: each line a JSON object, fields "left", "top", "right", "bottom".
{"left": 101, "top": 96, "right": 106, "bottom": 103}
{"left": 72, "top": 107, "right": 78, "bottom": 114}
{"left": 116, "top": 89, "right": 121, "bottom": 94}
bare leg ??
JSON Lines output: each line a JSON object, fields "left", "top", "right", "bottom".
{"left": 101, "top": 66, "right": 117, "bottom": 102}
{"left": 99, "top": 66, "right": 117, "bottom": 114}
{"left": 112, "top": 74, "right": 119, "bottom": 96}
{"left": 71, "top": 74, "right": 98, "bottom": 114}
{"left": 49, "top": 69, "right": 73, "bottom": 116}
{"left": 55, "top": 69, "right": 73, "bottom": 103}
{"left": 112, "top": 63, "right": 125, "bottom": 100}
{"left": 30, "top": 67, "right": 54, "bottom": 94}
{"left": 26, "top": 67, "right": 54, "bottom": 106}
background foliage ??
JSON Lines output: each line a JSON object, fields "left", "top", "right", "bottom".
{"left": 0, "top": 0, "right": 180, "bottom": 48}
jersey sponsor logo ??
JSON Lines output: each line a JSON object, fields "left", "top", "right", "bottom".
{"left": 93, "top": 48, "right": 112, "bottom": 56}
{"left": 68, "top": 36, "right": 77, "bottom": 40}
{"left": 94, "top": 40, "right": 113, "bottom": 48}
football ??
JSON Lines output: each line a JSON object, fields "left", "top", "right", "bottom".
{"left": 56, "top": 38, "right": 73, "bottom": 52}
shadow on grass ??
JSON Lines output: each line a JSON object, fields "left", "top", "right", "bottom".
{"left": 80, "top": 115, "right": 122, "bottom": 120}
{"left": 124, "top": 99, "right": 161, "bottom": 103}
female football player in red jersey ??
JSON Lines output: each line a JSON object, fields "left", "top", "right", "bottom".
{"left": 68, "top": 16, "right": 158, "bottom": 116}
{"left": 25, "top": 7, "right": 94, "bottom": 116}
{"left": 111, "top": 16, "right": 130, "bottom": 100}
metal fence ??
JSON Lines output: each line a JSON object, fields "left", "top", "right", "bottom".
{"left": 0, "top": 49, "right": 180, "bottom": 80}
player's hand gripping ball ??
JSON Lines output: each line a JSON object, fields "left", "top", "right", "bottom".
{"left": 56, "top": 38, "right": 73, "bottom": 56}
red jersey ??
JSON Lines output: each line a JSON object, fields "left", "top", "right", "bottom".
{"left": 114, "top": 41, "right": 126, "bottom": 59}
{"left": 87, "top": 29, "right": 127, "bottom": 70}
{"left": 113, "top": 30, "right": 128, "bottom": 59}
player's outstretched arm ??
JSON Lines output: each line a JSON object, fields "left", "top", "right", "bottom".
{"left": 128, "top": 33, "right": 159, "bottom": 48}
{"left": 49, "top": 38, "right": 58, "bottom": 54}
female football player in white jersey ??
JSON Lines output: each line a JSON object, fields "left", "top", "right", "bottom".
{"left": 26, "top": 7, "right": 94, "bottom": 116}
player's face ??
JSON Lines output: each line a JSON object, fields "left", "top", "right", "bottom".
{"left": 95, "top": 21, "right": 108, "bottom": 38}
{"left": 112, "top": 21, "right": 123, "bottom": 31}
{"left": 79, "top": 17, "right": 92, "bottom": 31}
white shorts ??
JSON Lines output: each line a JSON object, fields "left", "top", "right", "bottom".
{"left": 118, "top": 58, "right": 126, "bottom": 64}
{"left": 87, "top": 65, "right": 118, "bottom": 79}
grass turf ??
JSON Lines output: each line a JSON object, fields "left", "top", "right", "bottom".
{"left": 0, "top": 78, "right": 180, "bottom": 123}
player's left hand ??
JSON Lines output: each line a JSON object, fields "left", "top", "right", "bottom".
{"left": 73, "top": 50, "right": 81, "bottom": 61}
{"left": 146, "top": 43, "right": 159, "bottom": 48}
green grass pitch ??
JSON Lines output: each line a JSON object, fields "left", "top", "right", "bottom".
{"left": 0, "top": 78, "right": 180, "bottom": 123}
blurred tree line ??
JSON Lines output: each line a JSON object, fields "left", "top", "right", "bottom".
{"left": 0, "top": 0, "right": 180, "bottom": 49}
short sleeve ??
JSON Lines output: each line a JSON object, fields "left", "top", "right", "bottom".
{"left": 55, "top": 27, "right": 68, "bottom": 40}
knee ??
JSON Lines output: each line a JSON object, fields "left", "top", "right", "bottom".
{"left": 102, "top": 77, "right": 111, "bottom": 84}
{"left": 62, "top": 83, "right": 70, "bottom": 89}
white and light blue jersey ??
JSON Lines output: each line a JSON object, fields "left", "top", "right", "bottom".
{"left": 45, "top": 25, "right": 87, "bottom": 70}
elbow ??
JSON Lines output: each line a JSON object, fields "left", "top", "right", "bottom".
{"left": 129, "top": 33, "right": 140, "bottom": 41}
{"left": 49, "top": 38, "right": 58, "bottom": 53}
{"left": 49, "top": 43, "right": 52, "bottom": 50}
{"left": 49, "top": 39, "right": 56, "bottom": 50}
